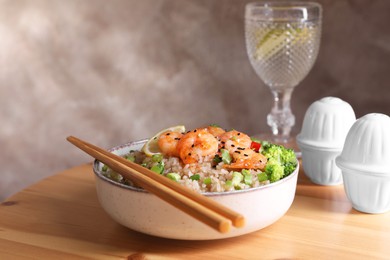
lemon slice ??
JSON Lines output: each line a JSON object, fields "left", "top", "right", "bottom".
{"left": 141, "top": 125, "right": 186, "bottom": 156}
{"left": 255, "top": 27, "right": 310, "bottom": 60}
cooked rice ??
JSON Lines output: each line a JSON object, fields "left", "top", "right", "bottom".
{"left": 103, "top": 150, "right": 270, "bottom": 193}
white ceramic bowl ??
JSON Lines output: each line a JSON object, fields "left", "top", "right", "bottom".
{"left": 336, "top": 113, "right": 390, "bottom": 214}
{"left": 297, "top": 97, "right": 356, "bottom": 185}
{"left": 93, "top": 140, "right": 299, "bottom": 240}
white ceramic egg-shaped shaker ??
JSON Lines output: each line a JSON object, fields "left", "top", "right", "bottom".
{"left": 336, "top": 113, "right": 390, "bottom": 214}
{"left": 297, "top": 97, "right": 356, "bottom": 185}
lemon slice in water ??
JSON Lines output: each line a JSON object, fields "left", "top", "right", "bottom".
{"left": 141, "top": 125, "right": 186, "bottom": 157}
{"left": 255, "top": 27, "right": 310, "bottom": 60}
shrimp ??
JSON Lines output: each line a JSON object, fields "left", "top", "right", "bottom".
{"left": 219, "top": 130, "right": 252, "bottom": 154}
{"left": 224, "top": 148, "right": 267, "bottom": 170}
{"left": 205, "top": 125, "right": 226, "bottom": 138}
{"left": 177, "top": 128, "right": 219, "bottom": 164}
{"left": 158, "top": 131, "right": 183, "bottom": 157}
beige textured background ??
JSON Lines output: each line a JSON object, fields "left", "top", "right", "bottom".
{"left": 1, "top": 0, "right": 389, "bottom": 201}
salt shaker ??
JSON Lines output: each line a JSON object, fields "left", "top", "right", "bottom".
{"left": 336, "top": 113, "right": 390, "bottom": 213}
{"left": 297, "top": 97, "right": 356, "bottom": 185}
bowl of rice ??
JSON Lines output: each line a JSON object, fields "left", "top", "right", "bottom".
{"left": 93, "top": 125, "right": 299, "bottom": 240}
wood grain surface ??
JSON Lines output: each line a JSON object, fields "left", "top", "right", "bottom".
{"left": 1, "top": 163, "right": 389, "bottom": 259}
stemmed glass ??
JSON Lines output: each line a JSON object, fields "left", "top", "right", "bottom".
{"left": 245, "top": 1, "right": 322, "bottom": 144}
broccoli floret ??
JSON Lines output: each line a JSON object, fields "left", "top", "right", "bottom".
{"left": 262, "top": 143, "right": 297, "bottom": 182}
{"left": 281, "top": 148, "right": 297, "bottom": 164}
{"left": 263, "top": 145, "right": 283, "bottom": 164}
{"left": 284, "top": 162, "right": 297, "bottom": 176}
{"left": 265, "top": 163, "right": 285, "bottom": 182}
{"left": 266, "top": 157, "right": 279, "bottom": 167}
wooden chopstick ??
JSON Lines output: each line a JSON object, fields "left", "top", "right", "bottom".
{"left": 67, "top": 136, "right": 245, "bottom": 233}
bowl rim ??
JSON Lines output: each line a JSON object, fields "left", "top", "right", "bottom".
{"left": 92, "top": 139, "right": 299, "bottom": 197}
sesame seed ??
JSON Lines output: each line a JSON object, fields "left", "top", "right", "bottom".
{"left": 234, "top": 151, "right": 241, "bottom": 154}
{"left": 244, "top": 154, "right": 249, "bottom": 157}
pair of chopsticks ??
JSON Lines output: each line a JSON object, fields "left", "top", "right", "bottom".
{"left": 67, "top": 136, "right": 245, "bottom": 233}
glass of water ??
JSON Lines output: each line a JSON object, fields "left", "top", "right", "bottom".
{"left": 245, "top": 1, "right": 322, "bottom": 143}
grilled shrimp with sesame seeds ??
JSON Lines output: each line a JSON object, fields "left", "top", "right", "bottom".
{"left": 205, "top": 125, "right": 226, "bottom": 138}
{"left": 224, "top": 148, "right": 267, "bottom": 170}
{"left": 176, "top": 128, "right": 219, "bottom": 164}
{"left": 158, "top": 131, "right": 183, "bottom": 157}
{"left": 219, "top": 130, "right": 252, "bottom": 154}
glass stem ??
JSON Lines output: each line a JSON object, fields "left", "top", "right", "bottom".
{"left": 267, "top": 88, "right": 295, "bottom": 143}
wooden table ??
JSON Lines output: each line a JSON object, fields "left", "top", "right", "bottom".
{"left": 1, "top": 163, "right": 389, "bottom": 259}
